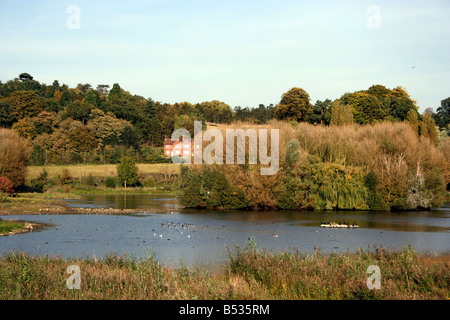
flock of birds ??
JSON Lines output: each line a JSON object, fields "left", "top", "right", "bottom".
{"left": 153, "top": 221, "right": 196, "bottom": 240}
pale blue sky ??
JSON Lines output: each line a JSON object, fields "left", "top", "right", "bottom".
{"left": 1, "top": 0, "right": 449, "bottom": 111}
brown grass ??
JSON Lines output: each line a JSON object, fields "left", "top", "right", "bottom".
{"left": 26, "top": 163, "right": 180, "bottom": 181}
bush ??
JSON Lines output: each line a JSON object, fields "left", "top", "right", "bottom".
{"left": 0, "top": 177, "right": 14, "bottom": 195}
{"left": 105, "top": 176, "right": 116, "bottom": 188}
{"left": 29, "top": 169, "right": 49, "bottom": 193}
{"left": 58, "top": 169, "right": 72, "bottom": 185}
{"left": 83, "top": 173, "right": 97, "bottom": 187}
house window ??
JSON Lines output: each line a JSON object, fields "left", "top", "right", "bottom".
{"left": 175, "top": 151, "right": 180, "bottom": 155}
{"left": 184, "top": 150, "right": 189, "bottom": 155}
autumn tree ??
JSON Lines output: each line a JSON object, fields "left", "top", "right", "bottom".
{"left": 87, "top": 108, "right": 132, "bottom": 146}
{"left": 0, "top": 128, "right": 29, "bottom": 187}
{"left": 68, "top": 126, "right": 98, "bottom": 153}
{"left": 274, "top": 87, "right": 314, "bottom": 122}
{"left": 8, "top": 90, "right": 44, "bottom": 120}
{"left": 12, "top": 118, "right": 37, "bottom": 139}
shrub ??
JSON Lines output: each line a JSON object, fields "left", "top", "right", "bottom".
{"left": 105, "top": 176, "right": 116, "bottom": 188}
{"left": 0, "top": 177, "right": 14, "bottom": 195}
{"left": 30, "top": 169, "right": 49, "bottom": 193}
{"left": 58, "top": 169, "right": 72, "bottom": 185}
{"left": 83, "top": 173, "right": 97, "bottom": 187}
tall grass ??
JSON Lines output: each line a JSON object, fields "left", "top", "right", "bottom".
{"left": 0, "top": 246, "right": 448, "bottom": 300}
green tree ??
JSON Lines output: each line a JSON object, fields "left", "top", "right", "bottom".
{"left": 274, "top": 87, "right": 314, "bottom": 122}
{"left": 340, "top": 92, "right": 386, "bottom": 124}
{"left": 420, "top": 112, "right": 438, "bottom": 143}
{"left": 108, "top": 83, "right": 122, "bottom": 100}
{"left": 388, "top": 86, "right": 419, "bottom": 121}
{"left": 0, "top": 101, "right": 15, "bottom": 128}
{"left": 83, "top": 90, "right": 99, "bottom": 107}
{"left": 434, "top": 97, "right": 450, "bottom": 129}
{"left": 62, "top": 100, "right": 93, "bottom": 124}
{"left": 310, "top": 99, "right": 331, "bottom": 125}
{"left": 116, "top": 156, "right": 139, "bottom": 188}
{"left": 19, "top": 73, "right": 33, "bottom": 81}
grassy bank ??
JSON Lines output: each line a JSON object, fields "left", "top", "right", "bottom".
{"left": 25, "top": 163, "right": 181, "bottom": 195}
{"left": 0, "top": 245, "right": 448, "bottom": 300}
{"left": 0, "top": 219, "right": 25, "bottom": 234}
{"left": 0, "top": 163, "right": 181, "bottom": 214}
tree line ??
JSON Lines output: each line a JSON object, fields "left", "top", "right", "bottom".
{"left": 0, "top": 73, "right": 448, "bottom": 168}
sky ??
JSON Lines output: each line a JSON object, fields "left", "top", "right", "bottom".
{"left": 0, "top": 0, "right": 449, "bottom": 112}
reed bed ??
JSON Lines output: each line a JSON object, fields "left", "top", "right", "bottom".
{"left": 0, "top": 245, "right": 448, "bottom": 300}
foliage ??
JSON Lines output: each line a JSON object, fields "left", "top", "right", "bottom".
{"left": 0, "top": 128, "right": 29, "bottom": 187}
{"left": 330, "top": 101, "right": 354, "bottom": 126}
{"left": 58, "top": 169, "right": 73, "bottom": 185}
{"left": 12, "top": 118, "right": 37, "bottom": 139}
{"left": 178, "top": 165, "right": 247, "bottom": 209}
{"left": 337, "top": 85, "right": 419, "bottom": 124}
{"left": 180, "top": 121, "right": 447, "bottom": 211}
{"left": 433, "top": 97, "right": 449, "bottom": 129}
{"left": 116, "top": 156, "right": 139, "bottom": 188}
{"left": 0, "top": 177, "right": 14, "bottom": 195}
{"left": 7, "top": 90, "right": 44, "bottom": 120}
{"left": 29, "top": 169, "right": 48, "bottom": 193}
{"left": 310, "top": 99, "right": 331, "bottom": 125}
{"left": 274, "top": 87, "right": 314, "bottom": 122}
{"left": 419, "top": 112, "right": 438, "bottom": 144}
{"left": 105, "top": 176, "right": 116, "bottom": 188}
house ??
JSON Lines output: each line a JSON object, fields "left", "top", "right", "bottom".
{"left": 164, "top": 135, "right": 193, "bottom": 158}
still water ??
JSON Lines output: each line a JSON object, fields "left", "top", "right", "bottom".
{"left": 1, "top": 194, "right": 449, "bottom": 270}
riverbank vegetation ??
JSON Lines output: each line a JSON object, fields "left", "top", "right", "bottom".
{"left": 179, "top": 121, "right": 449, "bottom": 211}
{"left": 1, "top": 73, "right": 449, "bottom": 211}
{"left": 0, "top": 245, "right": 447, "bottom": 300}
{"left": 0, "top": 218, "right": 25, "bottom": 235}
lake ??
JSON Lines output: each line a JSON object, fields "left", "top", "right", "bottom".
{"left": 1, "top": 194, "right": 449, "bottom": 271}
